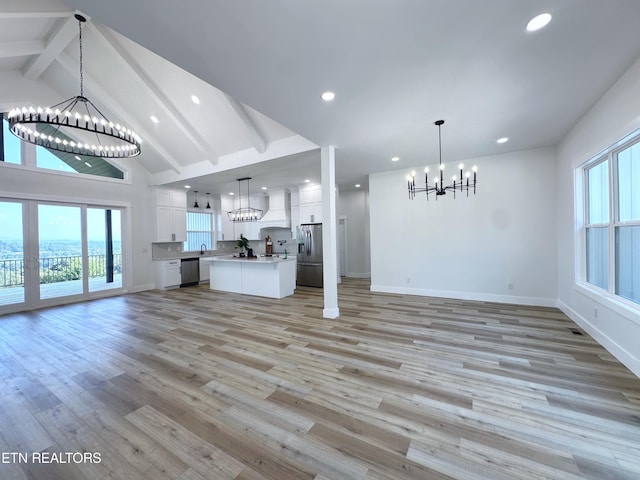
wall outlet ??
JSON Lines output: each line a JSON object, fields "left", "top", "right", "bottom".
{"left": 406, "top": 277, "right": 411, "bottom": 284}
{"left": 594, "top": 308, "right": 598, "bottom": 318}
{"left": 507, "top": 282, "right": 513, "bottom": 290}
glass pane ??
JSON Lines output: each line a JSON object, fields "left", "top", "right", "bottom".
{"left": 38, "top": 204, "right": 83, "bottom": 299}
{"left": 2, "top": 117, "right": 22, "bottom": 164}
{"left": 617, "top": 143, "right": 640, "bottom": 222}
{"left": 0, "top": 201, "right": 25, "bottom": 306}
{"left": 587, "top": 160, "right": 609, "bottom": 224}
{"left": 616, "top": 226, "right": 640, "bottom": 304}
{"left": 37, "top": 146, "right": 78, "bottom": 173}
{"left": 88, "top": 208, "right": 123, "bottom": 292}
{"left": 184, "top": 212, "right": 212, "bottom": 251}
{"left": 586, "top": 226, "right": 608, "bottom": 290}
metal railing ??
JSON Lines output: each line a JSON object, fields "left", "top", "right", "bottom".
{"left": 0, "top": 254, "right": 122, "bottom": 287}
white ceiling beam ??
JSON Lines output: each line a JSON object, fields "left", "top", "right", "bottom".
{"left": 23, "top": 13, "right": 82, "bottom": 80}
{"left": 90, "top": 23, "right": 219, "bottom": 164}
{"left": 223, "top": 93, "right": 267, "bottom": 154}
{"left": 0, "top": 40, "right": 45, "bottom": 58}
{"left": 56, "top": 51, "right": 183, "bottom": 174}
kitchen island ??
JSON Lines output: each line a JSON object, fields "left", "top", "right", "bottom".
{"left": 208, "top": 255, "right": 296, "bottom": 298}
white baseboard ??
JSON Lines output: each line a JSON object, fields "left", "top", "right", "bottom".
{"left": 323, "top": 307, "right": 340, "bottom": 319}
{"left": 370, "top": 284, "right": 557, "bottom": 307}
{"left": 346, "top": 272, "right": 371, "bottom": 279}
{"left": 558, "top": 301, "right": 640, "bottom": 379}
{"left": 130, "top": 283, "right": 155, "bottom": 293}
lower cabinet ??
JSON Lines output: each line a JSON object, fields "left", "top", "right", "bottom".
{"left": 154, "top": 259, "right": 181, "bottom": 289}
{"left": 199, "top": 258, "right": 210, "bottom": 282}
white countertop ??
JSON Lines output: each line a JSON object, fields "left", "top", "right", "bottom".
{"left": 208, "top": 255, "right": 295, "bottom": 264}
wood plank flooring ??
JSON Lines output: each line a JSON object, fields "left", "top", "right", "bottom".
{"left": 1, "top": 278, "right": 639, "bottom": 479}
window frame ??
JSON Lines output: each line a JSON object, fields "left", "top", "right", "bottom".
{"left": 183, "top": 211, "right": 216, "bottom": 252}
{"left": 1, "top": 114, "right": 130, "bottom": 183}
{"left": 578, "top": 131, "right": 640, "bottom": 316}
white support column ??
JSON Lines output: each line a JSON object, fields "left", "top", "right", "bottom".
{"left": 321, "top": 146, "right": 339, "bottom": 319}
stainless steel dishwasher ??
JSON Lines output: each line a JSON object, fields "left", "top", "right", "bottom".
{"left": 180, "top": 258, "right": 200, "bottom": 287}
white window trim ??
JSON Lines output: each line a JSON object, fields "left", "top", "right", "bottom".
{"left": 575, "top": 129, "right": 640, "bottom": 321}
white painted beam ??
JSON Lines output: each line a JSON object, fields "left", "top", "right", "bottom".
{"left": 23, "top": 13, "right": 82, "bottom": 80}
{"left": 90, "top": 24, "right": 219, "bottom": 164}
{"left": 56, "top": 51, "right": 183, "bottom": 174}
{"left": 0, "top": 40, "right": 44, "bottom": 59}
{"left": 223, "top": 93, "right": 267, "bottom": 154}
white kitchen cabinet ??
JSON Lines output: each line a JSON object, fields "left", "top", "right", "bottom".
{"left": 154, "top": 259, "right": 181, "bottom": 289}
{"left": 221, "top": 194, "right": 265, "bottom": 241}
{"left": 199, "top": 257, "right": 210, "bottom": 282}
{"left": 300, "top": 204, "right": 322, "bottom": 224}
{"left": 152, "top": 189, "right": 187, "bottom": 242}
{"left": 219, "top": 195, "right": 235, "bottom": 241}
{"left": 298, "top": 185, "right": 322, "bottom": 224}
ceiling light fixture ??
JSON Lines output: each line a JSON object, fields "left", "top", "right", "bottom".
{"left": 228, "top": 177, "right": 263, "bottom": 222}
{"left": 193, "top": 190, "right": 199, "bottom": 208}
{"left": 497, "top": 137, "right": 509, "bottom": 144}
{"left": 150, "top": 115, "right": 159, "bottom": 124}
{"left": 205, "top": 192, "right": 211, "bottom": 209}
{"left": 355, "top": 184, "right": 361, "bottom": 188}
{"left": 191, "top": 95, "right": 200, "bottom": 105}
{"left": 392, "top": 157, "right": 400, "bottom": 162}
{"left": 407, "top": 120, "right": 477, "bottom": 201}
{"left": 526, "top": 13, "right": 552, "bottom": 32}
{"left": 7, "top": 13, "right": 141, "bottom": 158}
{"left": 321, "top": 91, "right": 336, "bottom": 102}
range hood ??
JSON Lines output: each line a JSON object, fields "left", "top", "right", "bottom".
{"left": 259, "top": 189, "right": 291, "bottom": 228}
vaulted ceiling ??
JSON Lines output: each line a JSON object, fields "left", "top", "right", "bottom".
{"left": 3, "top": 0, "right": 640, "bottom": 195}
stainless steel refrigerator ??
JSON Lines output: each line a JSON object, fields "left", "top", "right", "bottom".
{"left": 297, "top": 223, "right": 323, "bottom": 287}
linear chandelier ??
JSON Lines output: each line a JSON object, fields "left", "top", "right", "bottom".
{"left": 228, "top": 177, "right": 263, "bottom": 222}
{"left": 7, "top": 13, "right": 141, "bottom": 158}
{"left": 407, "top": 120, "right": 477, "bottom": 200}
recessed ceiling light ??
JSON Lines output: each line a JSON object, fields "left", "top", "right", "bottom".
{"left": 184, "top": 185, "right": 191, "bottom": 189}
{"left": 526, "top": 13, "right": 552, "bottom": 32}
{"left": 191, "top": 95, "right": 200, "bottom": 105}
{"left": 497, "top": 137, "right": 509, "bottom": 144}
{"left": 84, "top": 162, "right": 92, "bottom": 167}
{"left": 74, "top": 155, "right": 81, "bottom": 161}
{"left": 261, "top": 186, "right": 267, "bottom": 190}
{"left": 150, "top": 115, "right": 159, "bottom": 124}
{"left": 321, "top": 91, "right": 335, "bottom": 102}
{"left": 391, "top": 156, "right": 400, "bottom": 162}
{"left": 355, "top": 184, "right": 361, "bottom": 188}
{"left": 304, "top": 179, "right": 311, "bottom": 183}
{"left": 229, "top": 192, "right": 234, "bottom": 196}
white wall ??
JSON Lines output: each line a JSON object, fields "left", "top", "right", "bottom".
{"left": 370, "top": 147, "right": 558, "bottom": 306}
{"left": 557, "top": 55, "right": 640, "bottom": 378}
{"left": 338, "top": 189, "right": 371, "bottom": 277}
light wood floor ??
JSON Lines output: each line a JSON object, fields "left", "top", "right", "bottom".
{"left": 1, "top": 279, "right": 639, "bottom": 479}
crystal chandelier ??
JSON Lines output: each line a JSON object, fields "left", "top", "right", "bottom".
{"left": 7, "top": 13, "right": 141, "bottom": 158}
{"left": 228, "top": 177, "right": 263, "bottom": 222}
{"left": 408, "top": 120, "right": 477, "bottom": 200}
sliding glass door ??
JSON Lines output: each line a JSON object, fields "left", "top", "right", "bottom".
{"left": 0, "top": 200, "right": 26, "bottom": 308}
{"left": 0, "top": 199, "right": 125, "bottom": 313}
{"left": 38, "top": 204, "right": 84, "bottom": 300}
{"left": 88, "top": 208, "right": 122, "bottom": 292}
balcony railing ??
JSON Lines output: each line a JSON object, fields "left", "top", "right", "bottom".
{"left": 0, "top": 254, "right": 122, "bottom": 288}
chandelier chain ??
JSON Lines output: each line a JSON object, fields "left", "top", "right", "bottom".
{"left": 78, "top": 17, "right": 84, "bottom": 98}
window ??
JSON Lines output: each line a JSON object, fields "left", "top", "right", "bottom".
{"left": 2, "top": 113, "right": 124, "bottom": 179}
{"left": 184, "top": 212, "right": 214, "bottom": 251}
{"left": 2, "top": 116, "right": 22, "bottom": 164}
{"left": 583, "top": 137, "right": 640, "bottom": 305}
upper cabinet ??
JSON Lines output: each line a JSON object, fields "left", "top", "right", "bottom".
{"left": 298, "top": 184, "right": 322, "bottom": 223}
{"left": 218, "top": 193, "right": 265, "bottom": 241}
{"left": 152, "top": 188, "right": 187, "bottom": 242}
